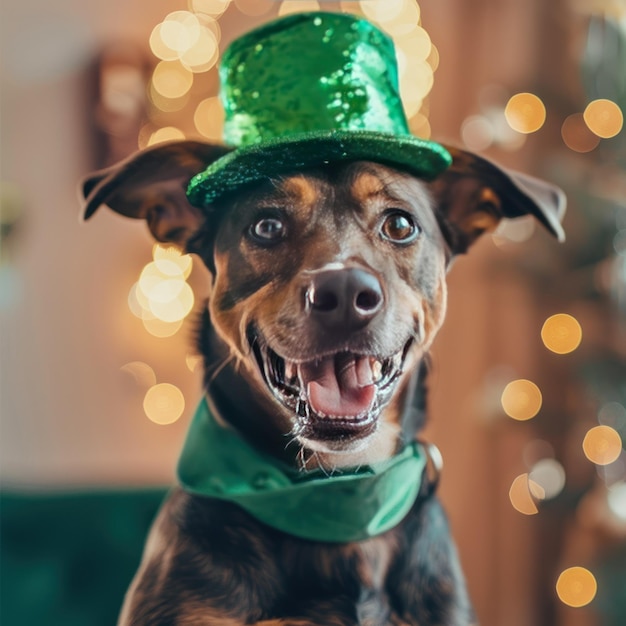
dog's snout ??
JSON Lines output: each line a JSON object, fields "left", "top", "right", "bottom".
{"left": 306, "top": 268, "right": 384, "bottom": 330}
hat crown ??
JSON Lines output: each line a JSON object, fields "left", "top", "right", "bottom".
{"left": 219, "top": 12, "right": 410, "bottom": 147}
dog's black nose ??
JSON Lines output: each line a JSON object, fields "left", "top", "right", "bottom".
{"left": 306, "top": 268, "right": 384, "bottom": 330}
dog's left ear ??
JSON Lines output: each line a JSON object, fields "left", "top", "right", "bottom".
{"left": 80, "top": 141, "right": 231, "bottom": 247}
{"left": 429, "top": 146, "right": 566, "bottom": 254}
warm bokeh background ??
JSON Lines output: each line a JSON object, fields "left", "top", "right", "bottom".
{"left": 1, "top": 1, "right": 624, "bottom": 625}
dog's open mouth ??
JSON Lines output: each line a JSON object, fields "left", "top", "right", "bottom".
{"left": 249, "top": 329, "right": 411, "bottom": 441}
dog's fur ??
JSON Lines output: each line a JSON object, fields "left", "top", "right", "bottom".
{"left": 82, "top": 141, "right": 564, "bottom": 625}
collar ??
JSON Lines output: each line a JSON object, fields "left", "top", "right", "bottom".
{"left": 177, "top": 398, "right": 433, "bottom": 543}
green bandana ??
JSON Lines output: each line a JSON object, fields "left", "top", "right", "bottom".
{"left": 177, "top": 398, "right": 427, "bottom": 543}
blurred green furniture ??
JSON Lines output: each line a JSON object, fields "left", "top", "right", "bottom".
{"left": 0, "top": 489, "right": 167, "bottom": 626}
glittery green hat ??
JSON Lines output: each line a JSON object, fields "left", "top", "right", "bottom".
{"left": 187, "top": 12, "right": 451, "bottom": 207}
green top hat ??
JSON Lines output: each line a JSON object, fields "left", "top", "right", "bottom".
{"left": 187, "top": 12, "right": 451, "bottom": 208}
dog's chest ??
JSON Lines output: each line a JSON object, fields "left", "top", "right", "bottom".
{"left": 284, "top": 534, "right": 396, "bottom": 591}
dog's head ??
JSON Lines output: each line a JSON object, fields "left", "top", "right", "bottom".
{"left": 82, "top": 141, "right": 564, "bottom": 467}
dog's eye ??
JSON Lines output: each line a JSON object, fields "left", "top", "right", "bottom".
{"left": 380, "top": 211, "right": 419, "bottom": 243}
{"left": 249, "top": 217, "right": 286, "bottom": 243}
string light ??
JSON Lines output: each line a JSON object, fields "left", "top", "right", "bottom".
{"left": 504, "top": 92, "right": 546, "bottom": 134}
{"left": 541, "top": 313, "right": 583, "bottom": 354}
{"left": 501, "top": 379, "right": 543, "bottom": 421}
{"left": 582, "top": 425, "right": 623, "bottom": 466}
{"left": 144, "top": 383, "right": 185, "bottom": 425}
{"left": 584, "top": 98, "right": 624, "bottom": 139}
{"left": 556, "top": 567, "right": 597, "bottom": 608}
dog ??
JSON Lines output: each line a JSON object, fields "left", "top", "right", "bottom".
{"left": 81, "top": 137, "right": 565, "bottom": 625}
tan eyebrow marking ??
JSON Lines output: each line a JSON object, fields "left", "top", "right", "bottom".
{"left": 279, "top": 175, "right": 322, "bottom": 207}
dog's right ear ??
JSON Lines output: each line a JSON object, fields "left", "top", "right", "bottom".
{"left": 80, "top": 141, "right": 232, "bottom": 247}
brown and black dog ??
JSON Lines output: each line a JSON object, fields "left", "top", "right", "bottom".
{"left": 82, "top": 141, "right": 565, "bottom": 625}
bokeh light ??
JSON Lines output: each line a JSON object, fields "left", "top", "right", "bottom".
{"left": 607, "top": 482, "right": 626, "bottom": 521}
{"left": 541, "top": 313, "right": 583, "bottom": 354}
{"left": 186, "top": 354, "right": 204, "bottom": 373}
{"left": 409, "top": 112, "right": 431, "bottom": 139}
{"left": 598, "top": 401, "right": 626, "bottom": 429}
{"left": 427, "top": 44, "right": 440, "bottom": 72}
{"left": 120, "top": 361, "right": 157, "bottom": 389}
{"left": 151, "top": 61, "right": 193, "bottom": 99}
{"left": 501, "top": 379, "right": 543, "bottom": 420}
{"left": 529, "top": 458, "right": 566, "bottom": 500}
{"left": 129, "top": 245, "right": 196, "bottom": 333}
{"left": 142, "top": 317, "right": 184, "bottom": 338}
{"left": 233, "top": 0, "right": 273, "bottom": 16}
{"left": 492, "top": 216, "right": 536, "bottom": 246}
{"left": 147, "top": 127, "right": 186, "bottom": 146}
{"left": 523, "top": 439, "right": 555, "bottom": 467}
{"left": 190, "top": 0, "right": 231, "bottom": 18}
{"left": 153, "top": 244, "right": 193, "bottom": 279}
{"left": 556, "top": 567, "right": 597, "bottom": 608}
{"left": 149, "top": 282, "right": 195, "bottom": 322}
{"left": 461, "top": 115, "right": 495, "bottom": 151}
{"left": 561, "top": 113, "right": 601, "bottom": 153}
{"left": 278, "top": 1, "right": 321, "bottom": 16}
{"left": 378, "top": 2, "right": 422, "bottom": 37}
{"left": 179, "top": 27, "right": 219, "bottom": 73}
{"left": 148, "top": 84, "right": 190, "bottom": 113}
{"left": 583, "top": 99, "right": 624, "bottom": 139}
{"left": 194, "top": 96, "right": 225, "bottom": 140}
{"left": 144, "top": 383, "right": 185, "bottom": 425}
{"left": 504, "top": 92, "right": 546, "bottom": 134}
{"left": 161, "top": 12, "right": 202, "bottom": 54}
{"left": 509, "top": 473, "right": 544, "bottom": 515}
{"left": 149, "top": 24, "right": 179, "bottom": 62}
{"left": 582, "top": 425, "right": 623, "bottom": 466}
{"left": 149, "top": 10, "right": 220, "bottom": 73}
{"left": 359, "top": 0, "right": 406, "bottom": 23}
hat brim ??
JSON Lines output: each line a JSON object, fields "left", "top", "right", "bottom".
{"left": 186, "top": 130, "right": 452, "bottom": 208}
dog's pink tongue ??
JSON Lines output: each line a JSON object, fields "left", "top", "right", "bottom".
{"left": 299, "top": 354, "right": 375, "bottom": 417}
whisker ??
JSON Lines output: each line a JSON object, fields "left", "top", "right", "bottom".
{"left": 206, "top": 353, "right": 236, "bottom": 385}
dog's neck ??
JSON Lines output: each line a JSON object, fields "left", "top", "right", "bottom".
{"left": 200, "top": 316, "right": 429, "bottom": 469}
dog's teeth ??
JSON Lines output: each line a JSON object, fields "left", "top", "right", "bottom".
{"left": 371, "top": 359, "right": 383, "bottom": 382}
{"left": 285, "top": 360, "right": 297, "bottom": 382}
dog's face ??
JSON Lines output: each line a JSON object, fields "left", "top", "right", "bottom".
{"left": 82, "top": 141, "right": 565, "bottom": 467}
{"left": 201, "top": 162, "right": 448, "bottom": 456}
